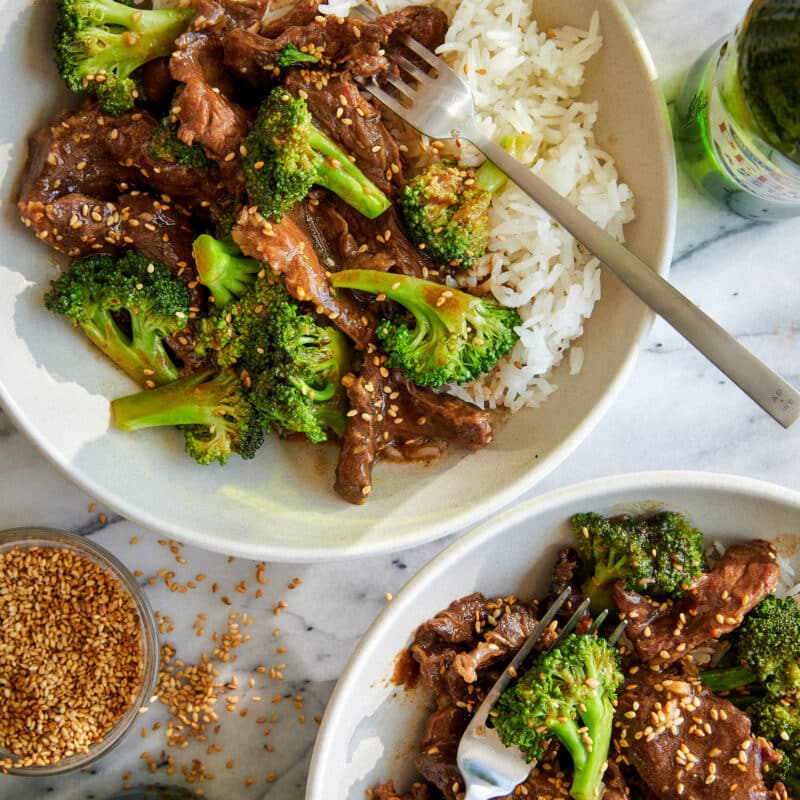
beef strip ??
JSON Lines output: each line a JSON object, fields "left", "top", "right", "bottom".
{"left": 224, "top": 6, "right": 448, "bottom": 84}
{"left": 546, "top": 546, "right": 585, "bottom": 621}
{"left": 302, "top": 196, "right": 395, "bottom": 272}
{"left": 223, "top": 17, "right": 390, "bottom": 82}
{"left": 19, "top": 189, "right": 197, "bottom": 266}
{"left": 333, "top": 355, "right": 494, "bottom": 503}
{"left": 417, "top": 592, "right": 490, "bottom": 644}
{"left": 602, "top": 759, "right": 629, "bottom": 800}
{"left": 17, "top": 103, "right": 219, "bottom": 269}
{"left": 18, "top": 104, "right": 219, "bottom": 211}
{"left": 260, "top": 0, "right": 320, "bottom": 39}
{"left": 169, "top": 5, "right": 252, "bottom": 189}
{"left": 613, "top": 540, "right": 780, "bottom": 666}
{"left": 376, "top": 6, "right": 449, "bottom": 50}
{"left": 284, "top": 70, "right": 402, "bottom": 198}
{"left": 452, "top": 602, "right": 539, "bottom": 683}
{"left": 408, "top": 594, "right": 491, "bottom": 698}
{"left": 318, "top": 197, "right": 436, "bottom": 278}
{"left": 614, "top": 670, "right": 785, "bottom": 800}
{"left": 139, "top": 57, "right": 175, "bottom": 105}
{"left": 414, "top": 702, "right": 469, "bottom": 800}
{"left": 231, "top": 205, "right": 374, "bottom": 347}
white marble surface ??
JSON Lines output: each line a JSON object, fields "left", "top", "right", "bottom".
{"left": 1, "top": 0, "right": 799, "bottom": 798}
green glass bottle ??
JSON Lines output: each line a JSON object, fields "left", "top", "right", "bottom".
{"left": 674, "top": 0, "right": 800, "bottom": 219}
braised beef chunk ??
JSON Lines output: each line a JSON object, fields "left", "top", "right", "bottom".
{"left": 232, "top": 205, "right": 374, "bottom": 348}
{"left": 169, "top": 6, "right": 252, "bottom": 189}
{"left": 418, "top": 593, "right": 490, "bottom": 644}
{"left": 18, "top": 104, "right": 220, "bottom": 213}
{"left": 452, "top": 602, "right": 539, "bottom": 683}
{"left": 334, "top": 355, "right": 494, "bottom": 504}
{"left": 414, "top": 703, "right": 469, "bottom": 798}
{"left": 283, "top": 71, "right": 402, "bottom": 198}
{"left": 546, "top": 546, "right": 585, "bottom": 621}
{"left": 224, "top": 5, "right": 448, "bottom": 85}
{"left": 259, "top": 0, "right": 320, "bottom": 39}
{"left": 321, "top": 198, "right": 435, "bottom": 277}
{"left": 614, "top": 540, "right": 780, "bottom": 666}
{"left": 614, "top": 670, "right": 784, "bottom": 800}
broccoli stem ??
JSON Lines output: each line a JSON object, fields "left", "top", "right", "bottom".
{"left": 699, "top": 665, "right": 760, "bottom": 693}
{"left": 546, "top": 683, "right": 615, "bottom": 800}
{"left": 192, "top": 235, "right": 263, "bottom": 307}
{"left": 308, "top": 128, "right": 391, "bottom": 219}
{"left": 549, "top": 693, "right": 615, "bottom": 800}
{"left": 572, "top": 693, "right": 616, "bottom": 800}
{"left": 113, "top": 370, "right": 222, "bottom": 430}
{"left": 81, "top": 308, "right": 179, "bottom": 386}
{"left": 473, "top": 134, "right": 528, "bottom": 194}
{"left": 92, "top": 1, "right": 193, "bottom": 58}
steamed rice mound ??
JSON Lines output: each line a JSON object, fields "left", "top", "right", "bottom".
{"left": 322, "top": 0, "right": 636, "bottom": 412}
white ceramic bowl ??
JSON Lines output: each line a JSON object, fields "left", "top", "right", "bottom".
{"left": 0, "top": 0, "right": 676, "bottom": 560}
{"left": 306, "top": 471, "right": 800, "bottom": 799}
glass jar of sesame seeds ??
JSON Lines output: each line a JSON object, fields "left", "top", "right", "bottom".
{"left": 0, "top": 527, "right": 159, "bottom": 775}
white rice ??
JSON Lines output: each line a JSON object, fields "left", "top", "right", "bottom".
{"left": 322, "top": 0, "right": 635, "bottom": 411}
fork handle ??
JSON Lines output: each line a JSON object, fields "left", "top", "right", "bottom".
{"left": 472, "top": 136, "right": 800, "bottom": 429}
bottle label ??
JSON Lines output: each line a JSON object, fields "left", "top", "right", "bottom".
{"left": 708, "top": 87, "right": 800, "bottom": 202}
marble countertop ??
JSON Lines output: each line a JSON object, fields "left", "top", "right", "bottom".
{"left": 1, "top": 0, "right": 799, "bottom": 798}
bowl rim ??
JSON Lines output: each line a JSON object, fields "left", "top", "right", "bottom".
{"left": 0, "top": 0, "right": 677, "bottom": 562}
{"left": 0, "top": 527, "right": 160, "bottom": 775}
{"left": 305, "top": 469, "right": 800, "bottom": 798}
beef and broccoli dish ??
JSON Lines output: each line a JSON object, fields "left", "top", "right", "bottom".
{"left": 18, "top": 0, "right": 635, "bottom": 504}
{"left": 18, "top": 0, "right": 523, "bottom": 503}
{"left": 371, "top": 512, "right": 799, "bottom": 800}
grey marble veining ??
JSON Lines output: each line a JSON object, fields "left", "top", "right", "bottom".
{"left": 1, "top": 0, "right": 799, "bottom": 798}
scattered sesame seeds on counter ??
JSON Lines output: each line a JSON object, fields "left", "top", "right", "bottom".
{"left": 0, "top": 518, "right": 429, "bottom": 798}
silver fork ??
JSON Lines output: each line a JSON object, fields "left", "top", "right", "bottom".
{"left": 456, "top": 590, "right": 622, "bottom": 800}
{"left": 354, "top": 13, "right": 799, "bottom": 428}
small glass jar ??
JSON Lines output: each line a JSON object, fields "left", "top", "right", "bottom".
{"left": 0, "top": 527, "right": 159, "bottom": 775}
{"left": 674, "top": 0, "right": 800, "bottom": 219}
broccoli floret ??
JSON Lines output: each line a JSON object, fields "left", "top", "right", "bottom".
{"left": 54, "top": 0, "right": 195, "bottom": 115}
{"left": 766, "top": 748, "right": 800, "bottom": 795}
{"left": 192, "top": 234, "right": 264, "bottom": 307}
{"left": 750, "top": 693, "right": 800, "bottom": 750}
{"left": 701, "top": 595, "right": 800, "bottom": 697}
{"left": 195, "top": 272, "right": 288, "bottom": 372}
{"left": 242, "top": 86, "right": 391, "bottom": 221}
{"left": 44, "top": 250, "right": 190, "bottom": 386}
{"left": 277, "top": 43, "right": 320, "bottom": 68}
{"left": 149, "top": 112, "right": 212, "bottom": 170}
{"left": 493, "top": 633, "right": 623, "bottom": 800}
{"left": 329, "top": 269, "right": 520, "bottom": 388}
{"left": 399, "top": 135, "right": 527, "bottom": 268}
{"left": 249, "top": 320, "right": 352, "bottom": 443}
{"left": 196, "top": 274, "right": 354, "bottom": 443}
{"left": 111, "top": 368, "right": 264, "bottom": 465}
{"left": 571, "top": 511, "right": 706, "bottom": 613}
